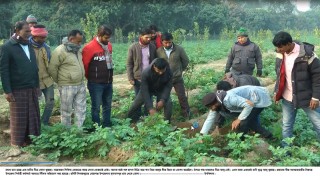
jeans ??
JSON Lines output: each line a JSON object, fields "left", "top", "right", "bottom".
{"left": 237, "top": 108, "right": 271, "bottom": 138}
{"left": 88, "top": 82, "right": 113, "bottom": 128}
{"left": 281, "top": 99, "right": 320, "bottom": 144}
{"left": 41, "top": 85, "right": 54, "bottom": 125}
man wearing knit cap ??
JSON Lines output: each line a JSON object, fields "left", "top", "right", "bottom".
{"left": 200, "top": 86, "right": 273, "bottom": 140}
{"left": 225, "top": 27, "right": 263, "bottom": 77}
{"left": 26, "top": 15, "right": 37, "bottom": 27}
{"left": 30, "top": 25, "right": 54, "bottom": 125}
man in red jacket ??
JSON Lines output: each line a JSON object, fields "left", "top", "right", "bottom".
{"left": 82, "top": 25, "right": 113, "bottom": 128}
{"left": 149, "top": 25, "right": 162, "bottom": 49}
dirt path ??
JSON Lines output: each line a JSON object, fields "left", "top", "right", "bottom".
{"left": 112, "top": 58, "right": 275, "bottom": 99}
{"left": 111, "top": 58, "right": 229, "bottom": 96}
{"left": 113, "top": 73, "right": 132, "bottom": 96}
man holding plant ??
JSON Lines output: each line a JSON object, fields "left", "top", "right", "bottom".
{"left": 127, "top": 58, "right": 173, "bottom": 123}
{"left": 200, "top": 85, "right": 273, "bottom": 140}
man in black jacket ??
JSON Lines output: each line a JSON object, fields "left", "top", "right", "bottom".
{"left": 0, "top": 21, "right": 40, "bottom": 153}
{"left": 127, "top": 58, "right": 173, "bottom": 123}
{"left": 273, "top": 31, "right": 320, "bottom": 146}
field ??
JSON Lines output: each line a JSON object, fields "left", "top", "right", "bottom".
{"left": 0, "top": 30, "right": 320, "bottom": 166}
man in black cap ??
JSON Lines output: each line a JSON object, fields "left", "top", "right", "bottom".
{"left": 200, "top": 86, "right": 273, "bottom": 139}
{"left": 213, "top": 74, "right": 261, "bottom": 128}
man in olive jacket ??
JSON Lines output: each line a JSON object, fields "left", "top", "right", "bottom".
{"left": 156, "top": 32, "right": 190, "bottom": 118}
{"left": 48, "top": 30, "right": 86, "bottom": 127}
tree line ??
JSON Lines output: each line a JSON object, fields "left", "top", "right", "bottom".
{"left": 1, "top": 0, "right": 320, "bottom": 46}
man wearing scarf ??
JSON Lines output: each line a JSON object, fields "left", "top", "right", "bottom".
{"left": 126, "top": 28, "right": 157, "bottom": 95}
{"left": 48, "top": 30, "right": 86, "bottom": 128}
{"left": 30, "top": 25, "right": 54, "bottom": 126}
{"left": 82, "top": 25, "right": 113, "bottom": 128}
{"left": 0, "top": 21, "right": 40, "bottom": 155}
{"left": 225, "top": 27, "right": 263, "bottom": 77}
{"left": 200, "top": 85, "right": 272, "bottom": 140}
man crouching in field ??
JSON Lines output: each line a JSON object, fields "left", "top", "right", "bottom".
{"left": 127, "top": 58, "right": 173, "bottom": 123}
{"left": 200, "top": 85, "right": 273, "bottom": 140}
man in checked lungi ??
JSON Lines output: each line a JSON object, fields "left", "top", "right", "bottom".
{"left": 0, "top": 21, "right": 41, "bottom": 156}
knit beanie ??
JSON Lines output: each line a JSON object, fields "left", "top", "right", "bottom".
{"left": 237, "top": 27, "right": 248, "bottom": 37}
{"left": 26, "top": 15, "right": 37, "bottom": 24}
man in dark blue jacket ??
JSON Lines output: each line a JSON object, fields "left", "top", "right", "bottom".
{"left": 0, "top": 21, "right": 40, "bottom": 153}
{"left": 128, "top": 58, "right": 173, "bottom": 123}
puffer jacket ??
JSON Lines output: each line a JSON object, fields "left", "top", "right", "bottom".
{"left": 225, "top": 41, "right": 262, "bottom": 75}
{"left": 82, "top": 37, "right": 113, "bottom": 84}
{"left": 274, "top": 42, "right": 320, "bottom": 108}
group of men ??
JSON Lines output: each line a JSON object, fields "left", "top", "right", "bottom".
{"left": 126, "top": 28, "right": 191, "bottom": 122}
{"left": 201, "top": 28, "right": 320, "bottom": 147}
{"left": 0, "top": 15, "right": 193, "bottom": 153}
{"left": 1, "top": 14, "right": 320, "bottom": 156}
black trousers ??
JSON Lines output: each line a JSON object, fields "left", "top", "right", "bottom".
{"left": 127, "top": 91, "right": 172, "bottom": 123}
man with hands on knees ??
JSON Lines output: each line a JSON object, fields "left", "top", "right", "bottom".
{"left": 200, "top": 85, "right": 273, "bottom": 139}
{"left": 127, "top": 58, "right": 173, "bottom": 123}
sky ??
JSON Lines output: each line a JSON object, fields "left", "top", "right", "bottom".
{"left": 295, "top": 0, "right": 311, "bottom": 12}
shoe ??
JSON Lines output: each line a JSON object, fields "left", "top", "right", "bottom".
{"left": 5, "top": 146, "right": 22, "bottom": 157}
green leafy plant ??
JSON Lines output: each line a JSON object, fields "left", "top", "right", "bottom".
{"left": 261, "top": 138, "right": 320, "bottom": 166}
{"left": 224, "top": 133, "right": 263, "bottom": 159}
{"left": 125, "top": 114, "right": 218, "bottom": 166}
